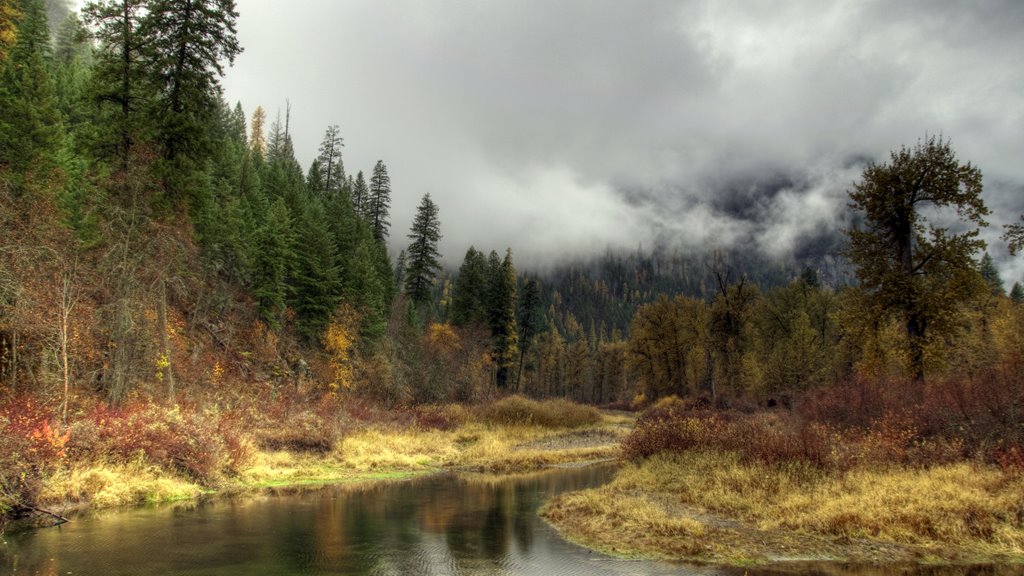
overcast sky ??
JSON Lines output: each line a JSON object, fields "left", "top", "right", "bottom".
{"left": 219, "top": 0, "right": 1024, "bottom": 280}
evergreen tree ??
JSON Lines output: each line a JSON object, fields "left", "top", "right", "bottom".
{"left": 141, "top": 0, "right": 241, "bottom": 200}
{"left": 289, "top": 199, "right": 342, "bottom": 343}
{"left": 51, "top": 12, "right": 91, "bottom": 127}
{"left": 227, "top": 100, "right": 246, "bottom": 143}
{"left": 305, "top": 158, "right": 323, "bottom": 194}
{"left": 450, "top": 246, "right": 488, "bottom": 326}
{"left": 0, "top": 1, "right": 19, "bottom": 63}
{"left": 344, "top": 235, "right": 391, "bottom": 343}
{"left": 404, "top": 193, "right": 442, "bottom": 309}
{"left": 1011, "top": 282, "right": 1024, "bottom": 305}
{"left": 316, "top": 124, "right": 344, "bottom": 196}
{"left": 82, "top": 0, "right": 148, "bottom": 179}
{"left": 515, "top": 277, "right": 543, "bottom": 390}
{"left": 351, "top": 169, "right": 368, "bottom": 217}
{"left": 367, "top": 159, "right": 391, "bottom": 241}
{"left": 0, "top": 0, "right": 61, "bottom": 182}
{"left": 979, "top": 252, "right": 1004, "bottom": 296}
{"left": 488, "top": 249, "right": 518, "bottom": 388}
{"left": 846, "top": 136, "right": 988, "bottom": 382}
{"left": 247, "top": 193, "right": 296, "bottom": 327}
{"left": 393, "top": 249, "right": 406, "bottom": 292}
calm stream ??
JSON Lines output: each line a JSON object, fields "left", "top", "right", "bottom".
{"left": 1, "top": 465, "right": 1021, "bottom": 576}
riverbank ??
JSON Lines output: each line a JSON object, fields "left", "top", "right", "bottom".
{"left": 542, "top": 405, "right": 1024, "bottom": 566}
{"left": 29, "top": 406, "right": 630, "bottom": 523}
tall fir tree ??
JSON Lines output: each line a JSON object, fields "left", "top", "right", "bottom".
{"left": 82, "top": 0, "right": 148, "bottom": 180}
{"left": 247, "top": 192, "right": 295, "bottom": 327}
{"left": 450, "top": 246, "right": 488, "bottom": 326}
{"left": 515, "top": 277, "right": 543, "bottom": 390}
{"left": 315, "top": 124, "right": 344, "bottom": 196}
{"left": 488, "top": 249, "right": 518, "bottom": 388}
{"left": 367, "top": 159, "right": 391, "bottom": 241}
{"left": 1010, "top": 282, "right": 1024, "bottom": 305}
{"left": 0, "top": 0, "right": 61, "bottom": 183}
{"left": 289, "top": 198, "right": 342, "bottom": 343}
{"left": 404, "top": 193, "right": 442, "bottom": 309}
{"left": 141, "top": 0, "right": 241, "bottom": 201}
{"left": 979, "top": 252, "right": 1004, "bottom": 296}
{"left": 351, "top": 169, "right": 369, "bottom": 217}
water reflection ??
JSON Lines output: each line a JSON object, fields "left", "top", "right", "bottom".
{"left": 2, "top": 466, "right": 1022, "bottom": 576}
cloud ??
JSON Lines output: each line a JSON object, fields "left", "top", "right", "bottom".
{"left": 221, "top": 0, "right": 1024, "bottom": 279}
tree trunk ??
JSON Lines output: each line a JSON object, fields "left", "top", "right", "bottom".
{"left": 157, "top": 279, "right": 175, "bottom": 402}
{"left": 907, "top": 314, "right": 926, "bottom": 384}
{"left": 59, "top": 270, "right": 75, "bottom": 423}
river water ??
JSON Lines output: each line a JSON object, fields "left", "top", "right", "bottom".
{"left": 1, "top": 464, "right": 1021, "bottom": 576}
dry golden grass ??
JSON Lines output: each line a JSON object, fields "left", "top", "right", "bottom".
{"left": 472, "top": 396, "right": 603, "bottom": 428}
{"left": 37, "top": 408, "right": 626, "bottom": 514}
{"left": 340, "top": 426, "right": 463, "bottom": 470}
{"left": 340, "top": 420, "right": 622, "bottom": 472}
{"left": 544, "top": 451, "right": 1024, "bottom": 564}
{"left": 40, "top": 460, "right": 204, "bottom": 509}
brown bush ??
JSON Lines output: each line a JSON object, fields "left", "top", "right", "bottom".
{"left": 67, "top": 402, "right": 227, "bottom": 485}
{"left": 254, "top": 411, "right": 339, "bottom": 454}
{"left": 413, "top": 404, "right": 469, "bottom": 431}
{"left": 473, "top": 395, "right": 602, "bottom": 428}
{"left": 622, "top": 404, "right": 832, "bottom": 467}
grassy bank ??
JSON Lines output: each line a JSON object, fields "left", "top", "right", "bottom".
{"left": 542, "top": 400, "right": 1024, "bottom": 566}
{"left": 16, "top": 396, "right": 627, "bottom": 519}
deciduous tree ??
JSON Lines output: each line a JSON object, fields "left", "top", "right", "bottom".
{"left": 846, "top": 136, "right": 988, "bottom": 382}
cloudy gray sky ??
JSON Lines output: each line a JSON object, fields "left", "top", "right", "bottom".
{"left": 220, "top": 0, "right": 1024, "bottom": 280}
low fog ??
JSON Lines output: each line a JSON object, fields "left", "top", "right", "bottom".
{"left": 219, "top": 1, "right": 1024, "bottom": 282}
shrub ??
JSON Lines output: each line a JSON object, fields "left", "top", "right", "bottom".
{"left": 414, "top": 404, "right": 469, "bottom": 431}
{"left": 473, "top": 396, "right": 602, "bottom": 428}
{"left": 254, "top": 410, "right": 339, "bottom": 453}
{"left": 0, "top": 395, "right": 70, "bottom": 517}
{"left": 70, "top": 403, "right": 227, "bottom": 485}
{"left": 621, "top": 404, "right": 831, "bottom": 467}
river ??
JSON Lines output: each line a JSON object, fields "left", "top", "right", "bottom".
{"left": 1, "top": 465, "right": 1021, "bottom": 576}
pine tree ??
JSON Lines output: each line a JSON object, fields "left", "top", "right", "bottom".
{"left": 141, "top": 0, "right": 241, "bottom": 199}
{"left": 0, "top": 0, "right": 61, "bottom": 182}
{"left": 247, "top": 193, "right": 296, "bottom": 327}
{"left": 515, "top": 277, "right": 543, "bottom": 391}
{"left": 82, "top": 0, "right": 148, "bottom": 179}
{"left": 1011, "top": 282, "right": 1024, "bottom": 305}
{"left": 488, "top": 249, "right": 518, "bottom": 388}
{"left": 316, "top": 124, "right": 344, "bottom": 196}
{"left": 367, "top": 160, "right": 391, "bottom": 241}
{"left": 979, "top": 252, "right": 1004, "bottom": 296}
{"left": 451, "top": 246, "right": 488, "bottom": 326}
{"left": 305, "top": 158, "right": 324, "bottom": 195}
{"left": 393, "top": 249, "right": 406, "bottom": 293}
{"left": 51, "top": 12, "right": 91, "bottom": 126}
{"left": 404, "top": 193, "right": 442, "bottom": 309}
{"left": 290, "top": 199, "right": 342, "bottom": 343}
{"left": 351, "top": 169, "right": 369, "bottom": 217}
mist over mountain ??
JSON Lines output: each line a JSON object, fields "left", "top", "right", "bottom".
{"left": 221, "top": 1, "right": 1024, "bottom": 285}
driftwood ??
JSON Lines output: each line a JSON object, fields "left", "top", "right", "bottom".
{"left": 25, "top": 505, "right": 70, "bottom": 526}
